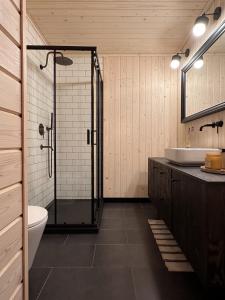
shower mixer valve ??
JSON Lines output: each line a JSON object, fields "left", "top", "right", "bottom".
{"left": 40, "top": 144, "right": 53, "bottom": 151}
{"left": 39, "top": 123, "right": 45, "bottom": 138}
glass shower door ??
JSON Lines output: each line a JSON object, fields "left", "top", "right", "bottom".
{"left": 55, "top": 51, "right": 93, "bottom": 225}
{"left": 27, "top": 45, "right": 103, "bottom": 232}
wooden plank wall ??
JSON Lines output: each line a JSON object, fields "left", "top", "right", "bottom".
{"left": 181, "top": 0, "right": 225, "bottom": 149}
{"left": 103, "top": 55, "right": 178, "bottom": 198}
{"left": 0, "top": 0, "right": 28, "bottom": 299}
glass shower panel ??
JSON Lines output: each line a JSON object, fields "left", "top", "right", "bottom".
{"left": 27, "top": 48, "right": 55, "bottom": 224}
{"left": 55, "top": 51, "right": 92, "bottom": 224}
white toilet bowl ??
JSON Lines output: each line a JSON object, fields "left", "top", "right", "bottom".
{"left": 28, "top": 205, "right": 48, "bottom": 270}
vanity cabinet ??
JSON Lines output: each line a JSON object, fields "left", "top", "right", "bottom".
{"left": 149, "top": 161, "right": 172, "bottom": 228}
{"left": 171, "top": 171, "right": 187, "bottom": 252}
{"left": 148, "top": 158, "right": 225, "bottom": 288}
{"left": 170, "top": 170, "right": 208, "bottom": 281}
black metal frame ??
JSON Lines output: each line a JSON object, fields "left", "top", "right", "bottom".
{"left": 27, "top": 45, "right": 97, "bottom": 51}
{"left": 27, "top": 45, "right": 104, "bottom": 233}
{"left": 91, "top": 51, "right": 95, "bottom": 224}
{"left": 103, "top": 198, "right": 150, "bottom": 203}
{"left": 181, "top": 21, "right": 225, "bottom": 123}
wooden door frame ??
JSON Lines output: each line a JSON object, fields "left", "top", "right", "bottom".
{"left": 21, "top": 0, "right": 28, "bottom": 298}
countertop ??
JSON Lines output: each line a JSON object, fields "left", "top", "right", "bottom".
{"left": 149, "top": 157, "right": 225, "bottom": 183}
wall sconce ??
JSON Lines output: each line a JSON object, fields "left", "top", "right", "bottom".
{"left": 170, "top": 49, "right": 190, "bottom": 69}
{"left": 193, "top": 7, "right": 222, "bottom": 37}
{"left": 193, "top": 56, "right": 204, "bottom": 69}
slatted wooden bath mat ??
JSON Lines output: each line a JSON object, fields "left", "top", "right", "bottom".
{"left": 148, "top": 219, "right": 194, "bottom": 272}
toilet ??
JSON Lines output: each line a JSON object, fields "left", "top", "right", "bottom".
{"left": 28, "top": 205, "right": 48, "bottom": 270}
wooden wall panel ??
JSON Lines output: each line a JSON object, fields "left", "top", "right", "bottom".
{"left": 10, "top": 284, "right": 23, "bottom": 300}
{"left": 0, "top": 0, "right": 21, "bottom": 44}
{"left": 11, "top": 0, "right": 21, "bottom": 12}
{"left": 0, "top": 251, "right": 23, "bottom": 300}
{"left": 0, "top": 218, "right": 22, "bottom": 270}
{"left": 0, "top": 184, "right": 22, "bottom": 231}
{"left": 0, "top": 71, "right": 21, "bottom": 114}
{"left": 0, "top": 30, "right": 20, "bottom": 79}
{"left": 0, "top": 111, "right": 21, "bottom": 149}
{"left": 103, "top": 56, "right": 121, "bottom": 196}
{"left": 103, "top": 55, "right": 178, "bottom": 198}
{"left": 0, "top": 0, "right": 27, "bottom": 298}
{"left": 0, "top": 151, "right": 22, "bottom": 190}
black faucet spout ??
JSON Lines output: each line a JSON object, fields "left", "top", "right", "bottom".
{"left": 199, "top": 122, "right": 216, "bottom": 131}
{"left": 199, "top": 120, "right": 223, "bottom": 133}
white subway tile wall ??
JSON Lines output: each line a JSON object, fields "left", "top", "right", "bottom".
{"left": 56, "top": 54, "right": 92, "bottom": 199}
{"left": 27, "top": 18, "right": 54, "bottom": 207}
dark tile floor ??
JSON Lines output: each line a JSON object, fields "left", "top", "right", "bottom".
{"left": 29, "top": 202, "right": 223, "bottom": 300}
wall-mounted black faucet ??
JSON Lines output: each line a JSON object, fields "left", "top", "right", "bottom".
{"left": 199, "top": 120, "right": 223, "bottom": 133}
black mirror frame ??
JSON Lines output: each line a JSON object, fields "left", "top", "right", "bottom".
{"left": 181, "top": 21, "right": 225, "bottom": 123}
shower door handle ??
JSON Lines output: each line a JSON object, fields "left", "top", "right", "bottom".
{"left": 91, "top": 130, "right": 97, "bottom": 145}
{"left": 87, "top": 129, "right": 97, "bottom": 145}
{"left": 87, "top": 129, "right": 91, "bottom": 145}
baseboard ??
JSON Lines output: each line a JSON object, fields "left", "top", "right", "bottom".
{"left": 103, "top": 197, "right": 151, "bottom": 203}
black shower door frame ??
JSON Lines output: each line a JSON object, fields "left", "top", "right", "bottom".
{"left": 92, "top": 50, "right": 104, "bottom": 225}
{"left": 27, "top": 45, "right": 104, "bottom": 232}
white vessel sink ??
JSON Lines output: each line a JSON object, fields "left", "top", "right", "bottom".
{"left": 165, "top": 148, "right": 221, "bottom": 166}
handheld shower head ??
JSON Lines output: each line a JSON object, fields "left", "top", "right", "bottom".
{"left": 46, "top": 112, "right": 54, "bottom": 132}
{"left": 50, "top": 112, "right": 53, "bottom": 130}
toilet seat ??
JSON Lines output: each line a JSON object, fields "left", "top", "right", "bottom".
{"left": 28, "top": 206, "right": 48, "bottom": 228}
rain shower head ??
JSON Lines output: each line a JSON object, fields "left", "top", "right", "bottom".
{"left": 40, "top": 51, "right": 73, "bottom": 69}
{"left": 55, "top": 56, "right": 73, "bottom": 66}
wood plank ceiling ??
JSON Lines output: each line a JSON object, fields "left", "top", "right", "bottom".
{"left": 27, "top": 0, "right": 210, "bottom": 54}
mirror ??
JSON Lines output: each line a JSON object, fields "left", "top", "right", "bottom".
{"left": 181, "top": 21, "right": 225, "bottom": 123}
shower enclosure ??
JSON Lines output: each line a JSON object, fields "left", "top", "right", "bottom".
{"left": 27, "top": 45, "right": 103, "bottom": 232}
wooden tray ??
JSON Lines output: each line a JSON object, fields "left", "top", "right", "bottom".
{"left": 200, "top": 166, "right": 225, "bottom": 175}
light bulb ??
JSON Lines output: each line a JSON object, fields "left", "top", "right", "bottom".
{"left": 170, "top": 54, "right": 181, "bottom": 69}
{"left": 193, "top": 23, "right": 207, "bottom": 37}
{"left": 193, "top": 15, "right": 209, "bottom": 37}
{"left": 194, "top": 57, "right": 204, "bottom": 69}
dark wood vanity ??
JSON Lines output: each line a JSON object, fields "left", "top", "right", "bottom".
{"left": 148, "top": 157, "right": 225, "bottom": 288}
